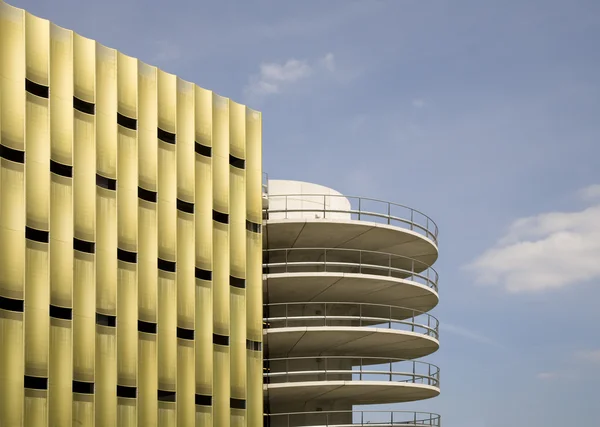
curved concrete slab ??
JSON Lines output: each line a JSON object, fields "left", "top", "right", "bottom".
{"left": 264, "top": 327, "right": 439, "bottom": 359}
{"left": 264, "top": 219, "right": 438, "bottom": 266}
{"left": 265, "top": 381, "right": 439, "bottom": 405}
{"left": 264, "top": 273, "right": 439, "bottom": 313}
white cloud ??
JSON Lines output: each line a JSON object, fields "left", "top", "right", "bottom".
{"left": 577, "top": 184, "right": 600, "bottom": 202}
{"left": 465, "top": 185, "right": 600, "bottom": 293}
{"left": 412, "top": 98, "right": 426, "bottom": 108}
{"left": 575, "top": 349, "right": 600, "bottom": 363}
{"left": 244, "top": 53, "right": 335, "bottom": 97}
{"left": 536, "top": 371, "right": 577, "bottom": 381}
{"left": 441, "top": 322, "right": 505, "bottom": 349}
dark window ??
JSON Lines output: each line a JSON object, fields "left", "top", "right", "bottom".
{"left": 213, "top": 210, "right": 229, "bottom": 224}
{"left": 117, "top": 113, "right": 137, "bottom": 130}
{"left": 195, "top": 394, "right": 212, "bottom": 406}
{"left": 25, "top": 79, "right": 49, "bottom": 98}
{"left": 246, "top": 340, "right": 262, "bottom": 351}
{"left": 96, "top": 174, "right": 116, "bottom": 190}
{"left": 176, "top": 199, "right": 194, "bottom": 214}
{"left": 230, "top": 276, "right": 245, "bottom": 289}
{"left": 116, "top": 385, "right": 137, "bottom": 398}
{"left": 213, "top": 333, "right": 229, "bottom": 346}
{"left": 158, "top": 390, "right": 176, "bottom": 402}
{"left": 49, "top": 305, "right": 72, "bottom": 320}
{"left": 74, "top": 237, "right": 95, "bottom": 254}
{"left": 73, "top": 97, "right": 95, "bottom": 115}
{"left": 230, "top": 398, "right": 246, "bottom": 410}
{"left": 25, "top": 226, "right": 49, "bottom": 243}
{"left": 50, "top": 160, "right": 73, "bottom": 178}
{"left": 158, "top": 258, "right": 176, "bottom": 273}
{"left": 138, "top": 186, "right": 157, "bottom": 203}
{"left": 24, "top": 375, "right": 48, "bottom": 390}
{"left": 195, "top": 268, "right": 212, "bottom": 281}
{"left": 138, "top": 320, "right": 157, "bottom": 334}
{"left": 117, "top": 248, "right": 137, "bottom": 264}
{"left": 229, "top": 155, "right": 245, "bottom": 169}
{"left": 157, "top": 128, "right": 176, "bottom": 144}
{"left": 246, "top": 220, "right": 261, "bottom": 233}
{"left": 96, "top": 313, "right": 116, "bottom": 327}
{"left": 0, "top": 144, "right": 25, "bottom": 163}
{"left": 177, "top": 327, "right": 194, "bottom": 340}
{"left": 0, "top": 296, "right": 24, "bottom": 312}
{"left": 72, "top": 380, "right": 94, "bottom": 394}
{"left": 194, "top": 142, "right": 212, "bottom": 157}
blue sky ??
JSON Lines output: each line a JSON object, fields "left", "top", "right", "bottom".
{"left": 13, "top": 0, "right": 600, "bottom": 425}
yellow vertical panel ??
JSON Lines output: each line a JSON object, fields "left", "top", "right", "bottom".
{"left": 117, "top": 128, "right": 137, "bottom": 252}
{"left": 73, "top": 253, "right": 95, "bottom": 381}
{"left": 158, "top": 402, "right": 176, "bottom": 427}
{"left": 245, "top": 109, "right": 262, "bottom": 225}
{"left": 0, "top": 163, "right": 25, "bottom": 298}
{"left": 73, "top": 394, "right": 94, "bottom": 427}
{"left": 0, "top": 1, "right": 25, "bottom": 150}
{"left": 246, "top": 233, "right": 262, "bottom": 344}
{"left": 0, "top": 310, "right": 24, "bottom": 427}
{"left": 213, "top": 223, "right": 229, "bottom": 336}
{"left": 73, "top": 108, "right": 96, "bottom": 241}
{"left": 96, "top": 326, "right": 117, "bottom": 427}
{"left": 138, "top": 61, "right": 157, "bottom": 191}
{"left": 212, "top": 94, "right": 229, "bottom": 214}
{"left": 73, "top": 32, "right": 95, "bottom": 102}
{"left": 230, "top": 288, "right": 246, "bottom": 400}
{"left": 195, "top": 278, "right": 212, "bottom": 396}
{"left": 157, "top": 145, "right": 176, "bottom": 261}
{"left": 97, "top": 189, "right": 117, "bottom": 314}
{"left": 194, "top": 86, "right": 213, "bottom": 399}
{"left": 25, "top": 13, "right": 50, "bottom": 231}
{"left": 117, "top": 399, "right": 137, "bottom": 427}
{"left": 96, "top": 43, "right": 117, "bottom": 177}
{"left": 49, "top": 319, "right": 72, "bottom": 427}
{"left": 158, "top": 272, "right": 176, "bottom": 390}
{"left": 157, "top": 69, "right": 176, "bottom": 134}
{"left": 176, "top": 78, "right": 194, "bottom": 199}
{"left": 195, "top": 406, "right": 212, "bottom": 427}
{"left": 177, "top": 213, "right": 194, "bottom": 328}
{"left": 138, "top": 202, "right": 157, "bottom": 322}
{"left": 24, "top": 242, "right": 49, "bottom": 377}
{"left": 117, "top": 262, "right": 137, "bottom": 386}
{"left": 246, "top": 350, "right": 262, "bottom": 427}
{"left": 49, "top": 23, "right": 73, "bottom": 165}
{"left": 231, "top": 409, "right": 246, "bottom": 427}
{"left": 139, "top": 334, "right": 157, "bottom": 427}
{"left": 213, "top": 345, "right": 230, "bottom": 427}
{"left": 50, "top": 176, "right": 73, "bottom": 306}
{"left": 25, "top": 11, "right": 49, "bottom": 84}
{"left": 177, "top": 341, "right": 194, "bottom": 427}
{"left": 24, "top": 389, "right": 47, "bottom": 427}
{"left": 117, "top": 52, "right": 137, "bottom": 119}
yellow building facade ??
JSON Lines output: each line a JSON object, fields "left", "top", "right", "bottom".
{"left": 0, "top": 1, "right": 263, "bottom": 426}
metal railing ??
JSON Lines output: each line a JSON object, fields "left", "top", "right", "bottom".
{"left": 263, "top": 248, "right": 438, "bottom": 292}
{"left": 263, "top": 302, "right": 439, "bottom": 340}
{"left": 264, "top": 194, "right": 438, "bottom": 244}
{"left": 264, "top": 356, "right": 440, "bottom": 388}
{"left": 263, "top": 410, "right": 441, "bottom": 427}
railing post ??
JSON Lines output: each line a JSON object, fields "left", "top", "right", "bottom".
{"left": 285, "top": 249, "right": 288, "bottom": 273}
{"left": 389, "top": 305, "right": 392, "bottom": 329}
{"left": 389, "top": 361, "right": 393, "bottom": 382}
{"left": 358, "top": 197, "right": 361, "bottom": 220}
{"left": 412, "top": 311, "right": 415, "bottom": 332}
{"left": 389, "top": 253, "right": 392, "bottom": 277}
{"left": 410, "top": 209, "right": 414, "bottom": 230}
{"left": 323, "top": 195, "right": 326, "bottom": 218}
{"left": 324, "top": 249, "right": 327, "bottom": 272}
{"left": 387, "top": 202, "right": 391, "bottom": 225}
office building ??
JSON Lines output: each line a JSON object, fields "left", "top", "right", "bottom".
{"left": 0, "top": 1, "right": 263, "bottom": 426}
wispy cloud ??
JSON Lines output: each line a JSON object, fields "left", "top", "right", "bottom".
{"left": 536, "top": 371, "right": 577, "bottom": 381}
{"left": 442, "top": 322, "right": 505, "bottom": 349}
{"left": 577, "top": 184, "right": 600, "bottom": 203}
{"left": 464, "top": 185, "right": 600, "bottom": 293}
{"left": 575, "top": 349, "right": 600, "bottom": 364}
{"left": 244, "top": 53, "right": 336, "bottom": 97}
